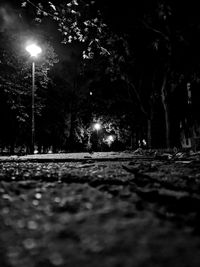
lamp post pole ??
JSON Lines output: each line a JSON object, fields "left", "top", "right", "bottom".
{"left": 31, "top": 61, "right": 35, "bottom": 154}
{"left": 26, "top": 43, "right": 42, "bottom": 154}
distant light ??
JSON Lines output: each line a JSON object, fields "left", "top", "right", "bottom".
{"left": 34, "top": 149, "right": 38, "bottom": 154}
{"left": 93, "top": 123, "right": 101, "bottom": 131}
{"left": 107, "top": 135, "right": 114, "bottom": 142}
{"left": 89, "top": 91, "right": 93, "bottom": 96}
{"left": 26, "top": 44, "right": 42, "bottom": 57}
{"left": 142, "top": 139, "right": 147, "bottom": 146}
{"left": 105, "top": 135, "right": 114, "bottom": 146}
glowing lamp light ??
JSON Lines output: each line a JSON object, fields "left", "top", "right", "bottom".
{"left": 105, "top": 135, "right": 114, "bottom": 147}
{"left": 26, "top": 44, "right": 42, "bottom": 57}
{"left": 93, "top": 123, "right": 101, "bottom": 131}
{"left": 107, "top": 135, "right": 114, "bottom": 142}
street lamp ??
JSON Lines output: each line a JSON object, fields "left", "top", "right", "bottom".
{"left": 26, "top": 43, "right": 42, "bottom": 154}
{"left": 93, "top": 122, "right": 102, "bottom": 151}
{"left": 93, "top": 122, "right": 101, "bottom": 132}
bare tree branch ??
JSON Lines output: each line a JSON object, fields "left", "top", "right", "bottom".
{"left": 141, "top": 20, "right": 170, "bottom": 42}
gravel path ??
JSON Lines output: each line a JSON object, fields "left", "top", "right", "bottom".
{"left": 1, "top": 158, "right": 200, "bottom": 267}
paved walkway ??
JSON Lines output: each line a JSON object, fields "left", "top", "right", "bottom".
{"left": 0, "top": 151, "right": 153, "bottom": 162}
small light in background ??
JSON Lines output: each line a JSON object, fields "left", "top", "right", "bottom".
{"left": 93, "top": 122, "right": 101, "bottom": 131}
{"left": 34, "top": 149, "right": 38, "bottom": 154}
{"left": 89, "top": 91, "right": 93, "bottom": 96}
{"left": 142, "top": 139, "right": 147, "bottom": 146}
{"left": 105, "top": 135, "right": 114, "bottom": 146}
{"left": 107, "top": 135, "right": 114, "bottom": 142}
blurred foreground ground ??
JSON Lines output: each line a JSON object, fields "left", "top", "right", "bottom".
{"left": 1, "top": 151, "right": 200, "bottom": 267}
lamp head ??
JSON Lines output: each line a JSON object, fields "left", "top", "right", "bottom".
{"left": 93, "top": 123, "right": 101, "bottom": 131}
{"left": 26, "top": 44, "right": 42, "bottom": 57}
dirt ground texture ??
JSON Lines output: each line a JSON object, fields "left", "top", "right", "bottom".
{"left": 1, "top": 155, "right": 200, "bottom": 267}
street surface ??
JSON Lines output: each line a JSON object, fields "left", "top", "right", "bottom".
{"left": 1, "top": 151, "right": 200, "bottom": 267}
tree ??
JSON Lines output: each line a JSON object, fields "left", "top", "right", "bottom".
{"left": 139, "top": 0, "right": 200, "bottom": 148}
{"left": 21, "top": 0, "right": 110, "bottom": 57}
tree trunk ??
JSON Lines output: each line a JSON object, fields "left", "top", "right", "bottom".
{"left": 68, "top": 79, "right": 78, "bottom": 151}
{"left": 161, "top": 72, "right": 170, "bottom": 148}
{"left": 147, "top": 119, "right": 152, "bottom": 149}
{"left": 68, "top": 111, "right": 76, "bottom": 150}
